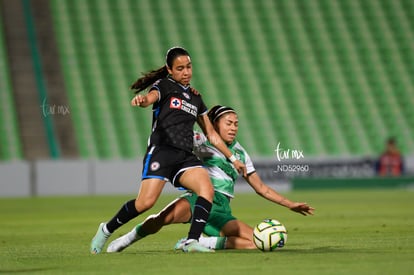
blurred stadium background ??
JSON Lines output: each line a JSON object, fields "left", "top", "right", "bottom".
{"left": 0, "top": 0, "right": 413, "bottom": 196}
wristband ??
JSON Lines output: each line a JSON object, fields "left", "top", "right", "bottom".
{"left": 229, "top": 154, "right": 237, "bottom": 162}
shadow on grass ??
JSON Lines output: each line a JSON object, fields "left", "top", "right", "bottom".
{"left": 120, "top": 246, "right": 361, "bottom": 254}
{"left": 278, "top": 246, "right": 382, "bottom": 254}
{"left": 0, "top": 267, "right": 58, "bottom": 273}
{"left": 111, "top": 246, "right": 382, "bottom": 255}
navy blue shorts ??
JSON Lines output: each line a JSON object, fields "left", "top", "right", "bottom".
{"left": 141, "top": 145, "right": 203, "bottom": 187}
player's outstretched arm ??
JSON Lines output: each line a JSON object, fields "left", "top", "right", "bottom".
{"left": 131, "top": 89, "right": 159, "bottom": 107}
{"left": 287, "top": 202, "right": 315, "bottom": 216}
{"left": 245, "top": 172, "right": 315, "bottom": 216}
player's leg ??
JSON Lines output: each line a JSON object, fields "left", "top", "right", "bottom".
{"left": 179, "top": 191, "right": 250, "bottom": 250}
{"left": 139, "top": 197, "right": 192, "bottom": 234}
{"left": 220, "top": 220, "right": 256, "bottom": 249}
{"left": 134, "top": 178, "right": 167, "bottom": 212}
{"left": 179, "top": 167, "right": 214, "bottom": 203}
{"left": 90, "top": 178, "right": 166, "bottom": 254}
{"left": 178, "top": 167, "right": 214, "bottom": 252}
{"left": 197, "top": 220, "right": 255, "bottom": 250}
{"left": 107, "top": 198, "right": 191, "bottom": 252}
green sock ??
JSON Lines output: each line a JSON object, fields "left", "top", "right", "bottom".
{"left": 135, "top": 224, "right": 150, "bottom": 239}
{"left": 215, "top": 236, "right": 227, "bottom": 249}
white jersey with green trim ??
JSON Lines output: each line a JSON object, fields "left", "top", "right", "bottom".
{"left": 193, "top": 131, "right": 255, "bottom": 198}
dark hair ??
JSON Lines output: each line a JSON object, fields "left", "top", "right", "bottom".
{"left": 207, "top": 105, "right": 236, "bottom": 123}
{"left": 130, "top": 47, "right": 190, "bottom": 93}
{"left": 387, "top": 137, "right": 396, "bottom": 145}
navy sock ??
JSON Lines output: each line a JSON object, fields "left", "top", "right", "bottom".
{"left": 187, "top": 196, "right": 212, "bottom": 240}
{"left": 106, "top": 199, "right": 140, "bottom": 233}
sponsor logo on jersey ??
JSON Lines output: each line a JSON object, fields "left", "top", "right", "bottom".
{"left": 169, "top": 97, "right": 198, "bottom": 117}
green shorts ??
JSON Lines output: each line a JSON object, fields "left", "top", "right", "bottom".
{"left": 181, "top": 191, "right": 236, "bottom": 237}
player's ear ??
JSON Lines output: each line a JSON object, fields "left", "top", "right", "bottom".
{"left": 166, "top": 65, "right": 173, "bottom": 75}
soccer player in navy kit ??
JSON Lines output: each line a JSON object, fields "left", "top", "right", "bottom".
{"left": 90, "top": 47, "right": 246, "bottom": 253}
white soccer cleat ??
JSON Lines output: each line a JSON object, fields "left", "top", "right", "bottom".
{"left": 182, "top": 239, "right": 214, "bottom": 253}
{"left": 106, "top": 229, "right": 137, "bottom": 253}
{"left": 90, "top": 223, "right": 111, "bottom": 254}
{"left": 174, "top": 237, "right": 187, "bottom": 250}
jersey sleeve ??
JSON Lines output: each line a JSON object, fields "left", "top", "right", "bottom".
{"left": 237, "top": 142, "right": 256, "bottom": 174}
{"left": 244, "top": 151, "right": 256, "bottom": 175}
{"left": 150, "top": 78, "right": 164, "bottom": 102}
{"left": 198, "top": 95, "right": 208, "bottom": 116}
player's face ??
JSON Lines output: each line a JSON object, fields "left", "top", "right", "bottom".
{"left": 215, "top": 113, "right": 238, "bottom": 144}
{"left": 168, "top": 55, "right": 192, "bottom": 86}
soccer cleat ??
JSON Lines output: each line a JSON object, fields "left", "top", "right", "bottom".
{"left": 107, "top": 229, "right": 137, "bottom": 253}
{"left": 174, "top": 237, "right": 187, "bottom": 250}
{"left": 90, "top": 223, "right": 111, "bottom": 254}
{"left": 182, "top": 239, "right": 214, "bottom": 253}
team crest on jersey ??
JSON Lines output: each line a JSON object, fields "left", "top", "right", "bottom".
{"left": 170, "top": 97, "right": 182, "bottom": 109}
{"left": 182, "top": 92, "right": 190, "bottom": 100}
{"left": 150, "top": 161, "right": 160, "bottom": 171}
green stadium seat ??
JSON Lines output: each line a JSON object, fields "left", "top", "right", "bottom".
{"left": 0, "top": 8, "right": 23, "bottom": 160}
{"left": 48, "top": 0, "right": 414, "bottom": 158}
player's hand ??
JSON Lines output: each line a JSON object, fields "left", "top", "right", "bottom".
{"left": 131, "top": 94, "right": 144, "bottom": 106}
{"left": 289, "top": 202, "right": 315, "bottom": 216}
{"left": 233, "top": 159, "right": 247, "bottom": 177}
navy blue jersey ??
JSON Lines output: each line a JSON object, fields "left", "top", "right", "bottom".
{"left": 149, "top": 77, "right": 208, "bottom": 152}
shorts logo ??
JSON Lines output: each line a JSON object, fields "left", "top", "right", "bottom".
{"left": 170, "top": 97, "right": 182, "bottom": 109}
{"left": 150, "top": 161, "right": 160, "bottom": 171}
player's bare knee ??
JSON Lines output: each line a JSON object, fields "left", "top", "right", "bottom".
{"left": 200, "top": 184, "right": 214, "bottom": 202}
{"left": 135, "top": 198, "right": 156, "bottom": 212}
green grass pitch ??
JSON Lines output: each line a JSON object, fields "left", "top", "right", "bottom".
{"left": 1, "top": 188, "right": 413, "bottom": 274}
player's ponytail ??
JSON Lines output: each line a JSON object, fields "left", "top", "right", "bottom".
{"left": 131, "top": 46, "right": 190, "bottom": 94}
{"left": 130, "top": 66, "right": 168, "bottom": 93}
